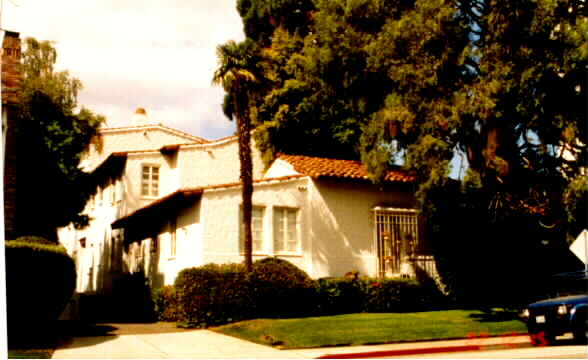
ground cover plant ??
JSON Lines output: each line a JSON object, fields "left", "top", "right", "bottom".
{"left": 213, "top": 309, "right": 527, "bottom": 349}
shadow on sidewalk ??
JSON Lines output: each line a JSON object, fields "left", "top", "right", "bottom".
{"left": 54, "top": 321, "right": 119, "bottom": 350}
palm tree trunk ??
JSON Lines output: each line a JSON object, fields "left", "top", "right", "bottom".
{"left": 234, "top": 93, "right": 254, "bottom": 272}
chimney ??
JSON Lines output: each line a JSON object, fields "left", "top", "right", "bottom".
{"left": 2, "top": 30, "right": 22, "bottom": 240}
{"left": 132, "top": 107, "right": 149, "bottom": 126}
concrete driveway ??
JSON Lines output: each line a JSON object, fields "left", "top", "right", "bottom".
{"left": 52, "top": 326, "right": 308, "bottom": 359}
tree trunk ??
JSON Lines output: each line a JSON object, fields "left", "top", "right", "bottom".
{"left": 234, "top": 94, "right": 254, "bottom": 272}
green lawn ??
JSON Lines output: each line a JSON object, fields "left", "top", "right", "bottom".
{"left": 213, "top": 310, "right": 527, "bottom": 349}
{"left": 7, "top": 349, "right": 53, "bottom": 359}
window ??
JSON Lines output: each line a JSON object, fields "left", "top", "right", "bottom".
{"left": 273, "top": 207, "right": 299, "bottom": 253}
{"left": 141, "top": 165, "right": 159, "bottom": 197}
{"left": 373, "top": 207, "right": 420, "bottom": 277}
{"left": 240, "top": 206, "right": 265, "bottom": 253}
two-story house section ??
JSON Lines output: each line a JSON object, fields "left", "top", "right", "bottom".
{"left": 59, "top": 108, "right": 438, "bottom": 298}
{"left": 57, "top": 108, "right": 263, "bottom": 294}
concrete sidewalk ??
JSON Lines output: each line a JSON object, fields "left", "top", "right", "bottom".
{"left": 51, "top": 328, "right": 532, "bottom": 359}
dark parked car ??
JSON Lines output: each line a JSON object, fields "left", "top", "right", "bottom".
{"left": 521, "top": 270, "right": 587, "bottom": 345}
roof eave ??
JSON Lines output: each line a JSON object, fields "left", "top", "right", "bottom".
{"left": 111, "top": 189, "right": 202, "bottom": 229}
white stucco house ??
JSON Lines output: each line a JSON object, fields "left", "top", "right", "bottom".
{"left": 58, "top": 109, "right": 437, "bottom": 295}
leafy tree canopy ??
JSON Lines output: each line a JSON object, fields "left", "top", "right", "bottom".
{"left": 230, "top": 0, "right": 586, "bottom": 236}
{"left": 17, "top": 37, "right": 105, "bottom": 239}
{"left": 223, "top": 0, "right": 587, "bottom": 304}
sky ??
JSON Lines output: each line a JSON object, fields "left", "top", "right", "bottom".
{"left": 2, "top": 0, "right": 244, "bottom": 140}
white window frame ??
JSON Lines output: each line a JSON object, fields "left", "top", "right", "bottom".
{"left": 240, "top": 205, "right": 266, "bottom": 255}
{"left": 141, "top": 164, "right": 160, "bottom": 198}
{"left": 273, "top": 207, "right": 300, "bottom": 255}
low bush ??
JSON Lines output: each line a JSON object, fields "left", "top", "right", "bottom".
{"left": 315, "top": 278, "right": 364, "bottom": 315}
{"left": 249, "top": 258, "right": 316, "bottom": 318}
{"left": 315, "top": 276, "right": 449, "bottom": 315}
{"left": 153, "top": 286, "right": 181, "bottom": 322}
{"left": 361, "top": 278, "right": 423, "bottom": 312}
{"left": 175, "top": 264, "right": 252, "bottom": 328}
{"left": 174, "top": 259, "right": 448, "bottom": 328}
{"left": 5, "top": 238, "right": 76, "bottom": 347}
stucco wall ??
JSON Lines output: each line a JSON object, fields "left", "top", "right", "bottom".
{"left": 57, "top": 197, "right": 121, "bottom": 294}
{"left": 85, "top": 126, "right": 199, "bottom": 169}
{"left": 137, "top": 202, "right": 202, "bottom": 288}
{"left": 199, "top": 177, "right": 311, "bottom": 272}
{"left": 308, "top": 179, "right": 416, "bottom": 278}
{"left": 177, "top": 137, "right": 266, "bottom": 188}
{"left": 122, "top": 152, "right": 177, "bottom": 210}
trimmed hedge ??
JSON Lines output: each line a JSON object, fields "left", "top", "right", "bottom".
{"left": 314, "top": 277, "right": 447, "bottom": 315}
{"left": 175, "top": 263, "right": 252, "bottom": 328}
{"left": 173, "top": 258, "right": 448, "bottom": 328}
{"left": 5, "top": 238, "right": 76, "bottom": 347}
{"left": 249, "top": 257, "right": 316, "bottom": 318}
{"left": 315, "top": 278, "right": 364, "bottom": 315}
{"left": 153, "top": 285, "right": 181, "bottom": 322}
{"left": 360, "top": 278, "right": 446, "bottom": 312}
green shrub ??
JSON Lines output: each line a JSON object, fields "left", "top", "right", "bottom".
{"left": 14, "top": 236, "right": 56, "bottom": 245}
{"left": 315, "top": 278, "right": 364, "bottom": 315}
{"left": 249, "top": 257, "right": 316, "bottom": 318}
{"left": 153, "top": 286, "right": 181, "bottom": 322}
{"left": 361, "top": 278, "right": 420, "bottom": 312}
{"left": 314, "top": 276, "right": 448, "bottom": 315}
{"left": 361, "top": 277, "right": 449, "bottom": 312}
{"left": 175, "top": 264, "right": 252, "bottom": 328}
{"left": 5, "top": 238, "right": 76, "bottom": 347}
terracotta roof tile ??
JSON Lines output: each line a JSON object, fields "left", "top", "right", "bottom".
{"left": 277, "top": 154, "right": 414, "bottom": 183}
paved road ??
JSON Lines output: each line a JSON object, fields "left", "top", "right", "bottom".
{"left": 395, "top": 345, "right": 587, "bottom": 359}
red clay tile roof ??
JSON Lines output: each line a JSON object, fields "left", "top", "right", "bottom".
{"left": 277, "top": 154, "right": 414, "bottom": 183}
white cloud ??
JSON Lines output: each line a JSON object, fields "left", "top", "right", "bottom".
{"left": 3, "top": 0, "right": 244, "bottom": 140}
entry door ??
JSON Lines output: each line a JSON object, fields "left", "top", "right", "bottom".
{"left": 374, "top": 208, "right": 419, "bottom": 277}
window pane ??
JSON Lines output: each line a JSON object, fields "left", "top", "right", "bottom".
{"left": 287, "top": 210, "right": 297, "bottom": 252}
{"left": 141, "top": 165, "right": 160, "bottom": 197}
{"left": 273, "top": 208, "right": 299, "bottom": 253}
{"left": 242, "top": 206, "right": 264, "bottom": 253}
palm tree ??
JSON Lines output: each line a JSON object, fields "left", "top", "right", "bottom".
{"left": 212, "top": 40, "right": 258, "bottom": 272}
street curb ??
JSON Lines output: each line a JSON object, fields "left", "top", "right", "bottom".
{"left": 315, "top": 338, "right": 532, "bottom": 359}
